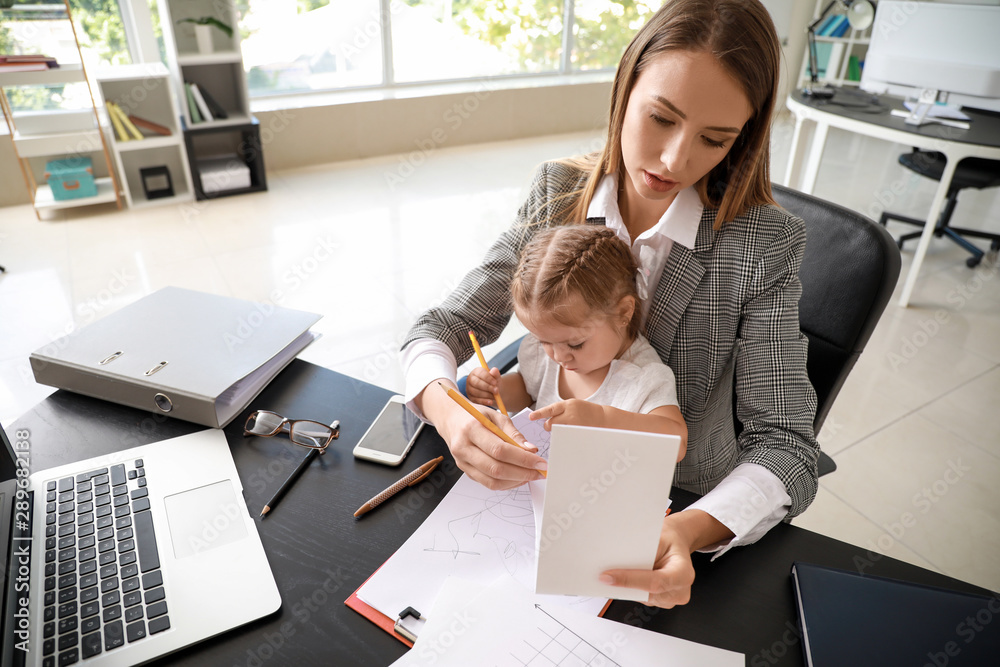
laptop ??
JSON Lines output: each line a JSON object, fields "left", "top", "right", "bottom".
{"left": 0, "top": 422, "right": 281, "bottom": 666}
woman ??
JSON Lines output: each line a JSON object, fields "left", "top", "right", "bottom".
{"left": 401, "top": 0, "right": 819, "bottom": 609}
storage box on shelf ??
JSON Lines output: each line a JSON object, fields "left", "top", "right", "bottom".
{"left": 184, "top": 118, "right": 267, "bottom": 200}
{"left": 94, "top": 63, "right": 195, "bottom": 208}
{"left": 0, "top": 2, "right": 122, "bottom": 219}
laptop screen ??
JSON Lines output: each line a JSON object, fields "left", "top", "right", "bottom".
{"left": 0, "top": 422, "right": 28, "bottom": 662}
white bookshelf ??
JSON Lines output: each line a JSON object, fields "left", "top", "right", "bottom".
{"left": 157, "top": 0, "right": 251, "bottom": 129}
{"left": 95, "top": 63, "right": 194, "bottom": 208}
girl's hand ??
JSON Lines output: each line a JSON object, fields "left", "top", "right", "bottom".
{"left": 466, "top": 367, "right": 502, "bottom": 407}
{"left": 529, "top": 399, "right": 606, "bottom": 430}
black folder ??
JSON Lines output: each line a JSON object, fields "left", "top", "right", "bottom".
{"left": 791, "top": 561, "right": 999, "bottom": 667}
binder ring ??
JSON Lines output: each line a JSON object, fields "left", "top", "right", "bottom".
{"left": 99, "top": 351, "right": 123, "bottom": 365}
{"left": 145, "top": 361, "right": 168, "bottom": 376}
{"left": 153, "top": 393, "right": 173, "bottom": 413}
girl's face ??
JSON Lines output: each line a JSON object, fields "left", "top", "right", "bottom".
{"left": 520, "top": 297, "right": 633, "bottom": 379}
{"left": 620, "top": 49, "right": 752, "bottom": 212}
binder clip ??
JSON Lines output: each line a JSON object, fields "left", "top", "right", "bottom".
{"left": 393, "top": 606, "right": 424, "bottom": 643}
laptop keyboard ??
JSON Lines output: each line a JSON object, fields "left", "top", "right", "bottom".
{"left": 41, "top": 459, "right": 170, "bottom": 666}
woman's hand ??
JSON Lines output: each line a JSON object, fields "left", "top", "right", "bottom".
{"left": 417, "top": 380, "right": 547, "bottom": 490}
{"left": 599, "top": 510, "right": 733, "bottom": 608}
{"left": 466, "top": 366, "right": 502, "bottom": 407}
{"left": 529, "top": 399, "right": 606, "bottom": 430}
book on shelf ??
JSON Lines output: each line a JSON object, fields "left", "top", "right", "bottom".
{"left": 195, "top": 84, "right": 228, "bottom": 120}
{"left": 0, "top": 55, "right": 59, "bottom": 70}
{"left": 814, "top": 15, "right": 837, "bottom": 36}
{"left": 184, "top": 83, "right": 203, "bottom": 124}
{"left": 106, "top": 102, "right": 143, "bottom": 141}
{"left": 830, "top": 15, "right": 851, "bottom": 38}
{"left": 128, "top": 114, "right": 172, "bottom": 137}
{"left": 189, "top": 83, "right": 215, "bottom": 123}
{"left": 106, "top": 102, "right": 131, "bottom": 142}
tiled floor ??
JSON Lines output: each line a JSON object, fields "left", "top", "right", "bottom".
{"left": 1, "top": 113, "right": 998, "bottom": 595}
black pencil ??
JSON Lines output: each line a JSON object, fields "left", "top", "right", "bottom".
{"left": 261, "top": 448, "right": 318, "bottom": 517}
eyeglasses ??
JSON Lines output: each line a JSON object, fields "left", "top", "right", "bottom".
{"left": 243, "top": 410, "right": 340, "bottom": 450}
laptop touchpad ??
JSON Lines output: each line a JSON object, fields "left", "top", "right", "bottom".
{"left": 164, "top": 480, "right": 249, "bottom": 559}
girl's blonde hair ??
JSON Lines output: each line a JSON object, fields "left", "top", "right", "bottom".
{"left": 512, "top": 226, "right": 640, "bottom": 341}
{"left": 561, "top": 0, "right": 780, "bottom": 230}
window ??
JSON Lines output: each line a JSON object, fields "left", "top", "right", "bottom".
{"left": 239, "top": 0, "right": 384, "bottom": 98}
{"left": 237, "top": 0, "right": 648, "bottom": 99}
{"left": 391, "top": 0, "right": 564, "bottom": 84}
{"left": 0, "top": 0, "right": 132, "bottom": 112}
{"left": 572, "top": 0, "right": 659, "bottom": 71}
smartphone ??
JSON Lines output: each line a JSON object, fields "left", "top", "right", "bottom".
{"left": 353, "top": 395, "right": 425, "bottom": 466}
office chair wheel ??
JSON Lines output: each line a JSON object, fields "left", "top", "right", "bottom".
{"left": 992, "top": 240, "right": 1000, "bottom": 252}
{"left": 897, "top": 238, "right": 906, "bottom": 250}
{"left": 966, "top": 255, "right": 982, "bottom": 268}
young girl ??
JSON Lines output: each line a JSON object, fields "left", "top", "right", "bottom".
{"left": 465, "top": 225, "right": 687, "bottom": 460}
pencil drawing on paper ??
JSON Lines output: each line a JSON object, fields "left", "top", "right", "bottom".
{"left": 506, "top": 606, "right": 623, "bottom": 667}
{"left": 422, "top": 484, "right": 535, "bottom": 572}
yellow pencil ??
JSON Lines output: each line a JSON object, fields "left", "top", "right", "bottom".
{"left": 437, "top": 382, "right": 546, "bottom": 477}
{"left": 468, "top": 330, "right": 509, "bottom": 417}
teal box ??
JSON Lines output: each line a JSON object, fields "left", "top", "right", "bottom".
{"left": 44, "top": 157, "right": 98, "bottom": 200}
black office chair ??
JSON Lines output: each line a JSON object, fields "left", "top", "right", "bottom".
{"left": 880, "top": 149, "right": 1000, "bottom": 268}
{"left": 472, "top": 185, "right": 900, "bottom": 478}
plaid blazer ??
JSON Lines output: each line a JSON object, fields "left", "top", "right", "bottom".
{"left": 405, "top": 161, "right": 820, "bottom": 518}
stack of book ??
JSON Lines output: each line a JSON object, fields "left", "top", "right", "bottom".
{"left": 184, "top": 82, "right": 228, "bottom": 123}
{"left": 0, "top": 55, "right": 59, "bottom": 73}
{"left": 105, "top": 102, "right": 172, "bottom": 142}
{"left": 815, "top": 14, "right": 852, "bottom": 38}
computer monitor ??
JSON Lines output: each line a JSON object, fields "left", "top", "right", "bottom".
{"left": 860, "top": 1, "right": 1000, "bottom": 113}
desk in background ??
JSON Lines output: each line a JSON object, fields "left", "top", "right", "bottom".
{"left": 12, "top": 360, "right": 997, "bottom": 666}
{"left": 783, "top": 89, "right": 1000, "bottom": 308}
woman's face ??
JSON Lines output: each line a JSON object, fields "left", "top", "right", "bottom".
{"left": 620, "top": 49, "right": 753, "bottom": 212}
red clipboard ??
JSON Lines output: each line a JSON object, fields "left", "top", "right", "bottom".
{"left": 346, "top": 566, "right": 614, "bottom": 648}
{"left": 344, "top": 565, "right": 414, "bottom": 648}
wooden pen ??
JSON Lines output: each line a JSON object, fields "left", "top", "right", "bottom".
{"left": 354, "top": 456, "right": 445, "bottom": 518}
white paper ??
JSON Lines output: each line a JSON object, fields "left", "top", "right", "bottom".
{"left": 902, "top": 100, "right": 971, "bottom": 120}
{"left": 355, "top": 468, "right": 607, "bottom": 625}
{"left": 390, "top": 576, "right": 743, "bottom": 667}
{"left": 536, "top": 424, "right": 679, "bottom": 601}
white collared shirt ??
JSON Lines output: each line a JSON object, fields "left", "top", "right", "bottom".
{"left": 400, "top": 174, "right": 791, "bottom": 557}
{"left": 586, "top": 174, "right": 702, "bottom": 325}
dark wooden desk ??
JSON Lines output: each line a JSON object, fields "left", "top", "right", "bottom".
{"left": 12, "top": 360, "right": 996, "bottom": 666}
